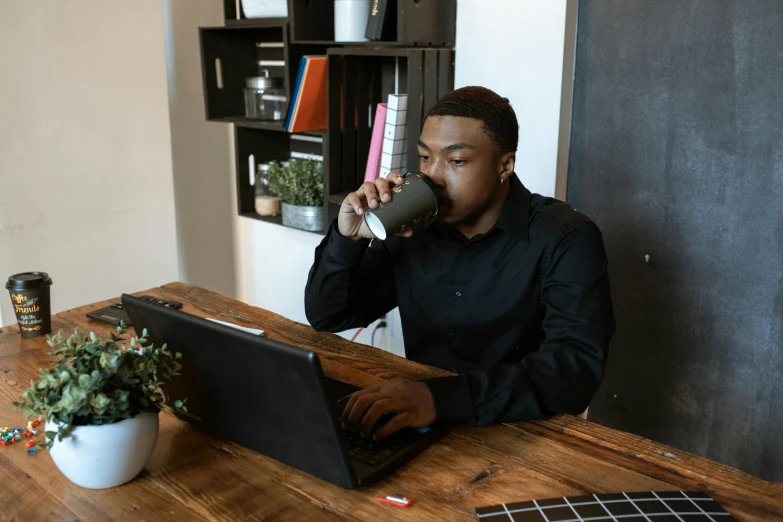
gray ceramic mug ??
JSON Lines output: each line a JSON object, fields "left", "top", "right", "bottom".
{"left": 364, "top": 172, "right": 440, "bottom": 240}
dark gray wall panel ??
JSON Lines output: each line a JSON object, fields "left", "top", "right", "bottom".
{"left": 567, "top": 0, "right": 783, "bottom": 481}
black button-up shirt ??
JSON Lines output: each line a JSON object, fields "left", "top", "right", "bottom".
{"left": 305, "top": 176, "right": 615, "bottom": 426}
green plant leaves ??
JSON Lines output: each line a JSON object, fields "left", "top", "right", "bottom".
{"left": 267, "top": 159, "right": 324, "bottom": 207}
{"left": 14, "top": 324, "right": 186, "bottom": 448}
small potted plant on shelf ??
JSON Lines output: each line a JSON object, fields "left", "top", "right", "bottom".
{"left": 13, "top": 324, "right": 185, "bottom": 489}
{"left": 268, "top": 159, "right": 324, "bottom": 232}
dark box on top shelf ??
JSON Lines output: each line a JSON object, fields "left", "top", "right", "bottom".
{"left": 289, "top": 0, "right": 456, "bottom": 46}
{"left": 200, "top": 26, "right": 287, "bottom": 121}
{"left": 223, "top": 0, "right": 287, "bottom": 26}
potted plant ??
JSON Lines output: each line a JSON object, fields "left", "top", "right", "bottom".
{"left": 268, "top": 159, "right": 325, "bottom": 232}
{"left": 13, "top": 324, "right": 185, "bottom": 489}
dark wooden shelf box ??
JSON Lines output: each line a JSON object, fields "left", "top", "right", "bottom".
{"left": 325, "top": 47, "right": 453, "bottom": 208}
{"left": 200, "top": 25, "right": 288, "bottom": 121}
{"left": 289, "top": 0, "right": 456, "bottom": 46}
{"left": 202, "top": 1, "right": 455, "bottom": 234}
{"left": 234, "top": 126, "right": 327, "bottom": 232}
{"left": 223, "top": 0, "right": 288, "bottom": 27}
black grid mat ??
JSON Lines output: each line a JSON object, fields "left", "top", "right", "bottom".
{"left": 475, "top": 491, "right": 737, "bottom": 522}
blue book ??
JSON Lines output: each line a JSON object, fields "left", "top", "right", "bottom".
{"left": 284, "top": 57, "right": 308, "bottom": 132}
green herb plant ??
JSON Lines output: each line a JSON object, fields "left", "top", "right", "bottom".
{"left": 267, "top": 159, "right": 324, "bottom": 207}
{"left": 13, "top": 324, "right": 185, "bottom": 449}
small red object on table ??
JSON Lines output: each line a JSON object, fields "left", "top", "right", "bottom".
{"left": 374, "top": 496, "right": 412, "bottom": 508}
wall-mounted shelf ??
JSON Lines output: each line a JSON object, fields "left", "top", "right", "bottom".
{"left": 288, "top": 0, "right": 456, "bottom": 46}
{"left": 222, "top": 0, "right": 287, "bottom": 27}
{"left": 211, "top": 116, "right": 288, "bottom": 131}
{"left": 225, "top": 17, "right": 288, "bottom": 27}
{"left": 202, "top": 0, "right": 456, "bottom": 234}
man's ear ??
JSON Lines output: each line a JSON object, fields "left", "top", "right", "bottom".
{"left": 499, "top": 151, "right": 515, "bottom": 180}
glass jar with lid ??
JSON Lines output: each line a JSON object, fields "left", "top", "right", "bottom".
{"left": 255, "top": 163, "right": 282, "bottom": 216}
{"left": 244, "top": 70, "right": 287, "bottom": 121}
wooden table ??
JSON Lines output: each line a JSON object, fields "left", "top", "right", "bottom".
{"left": 0, "top": 283, "right": 781, "bottom": 521}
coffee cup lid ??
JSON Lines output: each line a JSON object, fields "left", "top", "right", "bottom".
{"left": 5, "top": 272, "right": 53, "bottom": 291}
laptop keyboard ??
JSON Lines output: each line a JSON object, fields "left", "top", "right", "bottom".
{"left": 342, "top": 427, "right": 418, "bottom": 467}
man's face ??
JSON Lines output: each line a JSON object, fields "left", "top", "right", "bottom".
{"left": 417, "top": 115, "right": 506, "bottom": 226}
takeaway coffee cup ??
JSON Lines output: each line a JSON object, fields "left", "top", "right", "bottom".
{"left": 6, "top": 272, "right": 53, "bottom": 338}
{"left": 364, "top": 172, "right": 440, "bottom": 240}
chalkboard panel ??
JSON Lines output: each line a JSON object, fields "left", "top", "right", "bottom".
{"left": 567, "top": 0, "right": 783, "bottom": 481}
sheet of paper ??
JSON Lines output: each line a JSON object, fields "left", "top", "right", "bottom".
{"left": 205, "top": 317, "right": 264, "bottom": 336}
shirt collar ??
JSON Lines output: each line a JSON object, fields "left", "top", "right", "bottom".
{"left": 495, "top": 174, "right": 530, "bottom": 241}
{"left": 425, "top": 174, "right": 531, "bottom": 241}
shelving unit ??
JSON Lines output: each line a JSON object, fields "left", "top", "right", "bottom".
{"left": 201, "top": 0, "right": 456, "bottom": 234}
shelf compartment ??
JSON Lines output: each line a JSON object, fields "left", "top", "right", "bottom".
{"left": 290, "top": 0, "right": 456, "bottom": 46}
{"left": 235, "top": 126, "right": 329, "bottom": 232}
{"left": 325, "top": 48, "right": 453, "bottom": 204}
{"left": 223, "top": 0, "right": 287, "bottom": 27}
{"left": 200, "top": 25, "right": 287, "bottom": 121}
{"left": 234, "top": 126, "right": 291, "bottom": 215}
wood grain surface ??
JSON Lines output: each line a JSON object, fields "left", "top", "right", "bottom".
{"left": 0, "top": 283, "right": 780, "bottom": 521}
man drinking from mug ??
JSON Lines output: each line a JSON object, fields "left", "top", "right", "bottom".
{"left": 305, "top": 86, "right": 615, "bottom": 441}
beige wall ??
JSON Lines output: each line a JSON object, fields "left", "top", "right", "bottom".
{"left": 0, "top": 1, "right": 179, "bottom": 325}
{"left": 164, "top": 0, "right": 237, "bottom": 298}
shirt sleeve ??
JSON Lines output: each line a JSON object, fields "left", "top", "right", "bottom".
{"left": 424, "top": 220, "right": 616, "bottom": 425}
{"left": 304, "top": 219, "right": 398, "bottom": 332}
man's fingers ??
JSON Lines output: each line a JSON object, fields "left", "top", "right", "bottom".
{"left": 342, "top": 388, "right": 369, "bottom": 426}
{"left": 360, "top": 399, "right": 394, "bottom": 438}
{"left": 393, "top": 227, "right": 413, "bottom": 238}
{"left": 372, "top": 412, "right": 410, "bottom": 441}
{"left": 386, "top": 172, "right": 405, "bottom": 185}
{"left": 357, "top": 182, "right": 381, "bottom": 209}
{"left": 342, "top": 192, "right": 365, "bottom": 216}
{"left": 374, "top": 177, "right": 393, "bottom": 203}
{"left": 341, "top": 383, "right": 386, "bottom": 423}
{"left": 344, "top": 392, "right": 384, "bottom": 430}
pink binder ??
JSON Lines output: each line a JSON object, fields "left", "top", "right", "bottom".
{"left": 364, "top": 103, "right": 387, "bottom": 183}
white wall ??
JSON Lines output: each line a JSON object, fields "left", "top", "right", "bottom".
{"left": 163, "top": 0, "right": 237, "bottom": 299}
{"left": 233, "top": 1, "right": 572, "bottom": 354}
{"left": 455, "top": 0, "right": 569, "bottom": 198}
{"left": 232, "top": 155, "right": 401, "bottom": 353}
{"left": 0, "top": 1, "right": 179, "bottom": 326}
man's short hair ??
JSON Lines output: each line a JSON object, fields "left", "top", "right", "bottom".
{"left": 425, "top": 86, "right": 519, "bottom": 155}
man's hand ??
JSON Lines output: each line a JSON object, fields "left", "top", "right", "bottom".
{"left": 338, "top": 173, "right": 413, "bottom": 240}
{"left": 341, "top": 379, "right": 436, "bottom": 440}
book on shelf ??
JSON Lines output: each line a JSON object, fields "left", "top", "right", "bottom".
{"left": 380, "top": 94, "right": 407, "bottom": 177}
{"left": 284, "top": 56, "right": 327, "bottom": 133}
{"left": 364, "top": 103, "right": 387, "bottom": 183}
{"left": 365, "top": 0, "right": 397, "bottom": 41}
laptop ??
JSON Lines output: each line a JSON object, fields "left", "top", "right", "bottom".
{"left": 122, "top": 294, "right": 450, "bottom": 489}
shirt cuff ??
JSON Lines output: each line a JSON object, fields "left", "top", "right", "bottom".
{"left": 325, "top": 219, "right": 371, "bottom": 267}
{"left": 424, "top": 376, "right": 474, "bottom": 422}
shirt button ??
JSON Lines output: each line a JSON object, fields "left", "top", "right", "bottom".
{"left": 455, "top": 291, "right": 462, "bottom": 297}
{"left": 449, "top": 332, "right": 457, "bottom": 340}
{"left": 461, "top": 247, "right": 468, "bottom": 254}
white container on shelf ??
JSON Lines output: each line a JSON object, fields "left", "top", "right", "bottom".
{"left": 240, "top": 0, "right": 288, "bottom": 19}
{"left": 334, "top": 0, "right": 371, "bottom": 42}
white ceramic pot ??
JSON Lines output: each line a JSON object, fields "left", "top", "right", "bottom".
{"left": 241, "top": 0, "right": 288, "bottom": 19}
{"left": 46, "top": 411, "right": 159, "bottom": 489}
{"left": 335, "top": 0, "right": 371, "bottom": 42}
